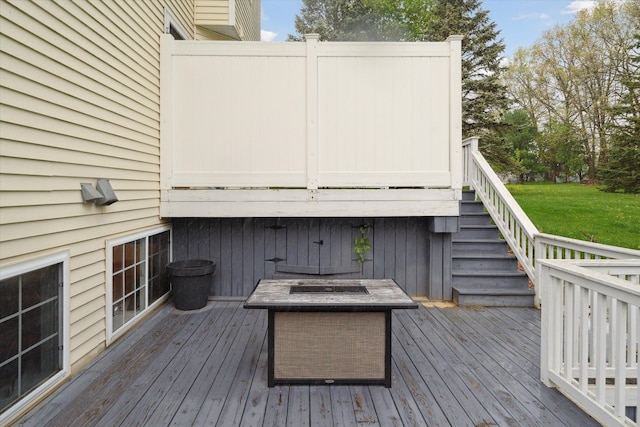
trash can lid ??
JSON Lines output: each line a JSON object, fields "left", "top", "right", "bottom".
{"left": 167, "top": 260, "right": 216, "bottom": 276}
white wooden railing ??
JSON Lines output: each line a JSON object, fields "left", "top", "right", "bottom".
{"left": 462, "top": 137, "right": 640, "bottom": 304}
{"left": 540, "top": 260, "right": 640, "bottom": 426}
{"left": 462, "top": 137, "right": 538, "bottom": 282}
{"left": 463, "top": 137, "right": 640, "bottom": 425}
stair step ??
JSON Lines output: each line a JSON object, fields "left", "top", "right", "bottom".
{"left": 455, "top": 225, "right": 500, "bottom": 240}
{"left": 452, "top": 271, "right": 529, "bottom": 287}
{"left": 460, "top": 213, "right": 493, "bottom": 226}
{"left": 462, "top": 190, "right": 477, "bottom": 201}
{"left": 453, "top": 287, "right": 535, "bottom": 307}
{"left": 454, "top": 189, "right": 535, "bottom": 307}
{"left": 452, "top": 239, "right": 510, "bottom": 254}
{"left": 460, "top": 200, "right": 486, "bottom": 214}
{"left": 452, "top": 254, "right": 519, "bottom": 271}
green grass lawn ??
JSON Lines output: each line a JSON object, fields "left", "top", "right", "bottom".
{"left": 505, "top": 182, "right": 640, "bottom": 250}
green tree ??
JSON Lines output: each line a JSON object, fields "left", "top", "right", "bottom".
{"left": 503, "top": 0, "right": 639, "bottom": 181}
{"left": 503, "top": 109, "right": 541, "bottom": 183}
{"left": 364, "top": 0, "right": 434, "bottom": 41}
{"left": 290, "top": 0, "right": 510, "bottom": 145}
{"left": 289, "top": 0, "right": 434, "bottom": 41}
{"left": 288, "top": 0, "right": 395, "bottom": 41}
{"left": 538, "top": 122, "right": 585, "bottom": 183}
{"left": 599, "top": 34, "right": 640, "bottom": 193}
{"left": 424, "top": 0, "right": 509, "bottom": 138}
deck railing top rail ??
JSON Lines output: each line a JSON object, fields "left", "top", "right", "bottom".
{"left": 536, "top": 233, "right": 640, "bottom": 260}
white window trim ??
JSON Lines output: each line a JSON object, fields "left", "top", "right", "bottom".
{"left": 164, "top": 8, "right": 190, "bottom": 40}
{"left": 106, "top": 225, "right": 172, "bottom": 345}
{"left": 0, "top": 251, "right": 70, "bottom": 426}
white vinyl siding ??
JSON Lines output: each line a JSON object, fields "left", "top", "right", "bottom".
{"left": 0, "top": 0, "right": 203, "bottom": 378}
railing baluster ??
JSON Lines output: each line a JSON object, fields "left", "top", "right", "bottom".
{"left": 614, "top": 299, "right": 627, "bottom": 418}
{"left": 595, "top": 292, "right": 607, "bottom": 406}
{"left": 553, "top": 277, "right": 564, "bottom": 375}
{"left": 572, "top": 285, "right": 580, "bottom": 379}
{"left": 637, "top": 307, "right": 640, "bottom": 427}
{"left": 564, "top": 282, "right": 575, "bottom": 382}
{"left": 630, "top": 307, "right": 638, "bottom": 369}
{"left": 579, "top": 287, "right": 590, "bottom": 393}
{"left": 608, "top": 297, "right": 615, "bottom": 371}
{"left": 589, "top": 289, "right": 596, "bottom": 374}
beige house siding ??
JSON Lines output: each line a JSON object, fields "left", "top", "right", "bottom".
{"left": 195, "top": 0, "right": 260, "bottom": 41}
{"left": 0, "top": 0, "right": 238, "bottom": 377}
{"left": 194, "top": 0, "right": 229, "bottom": 25}
{"left": 236, "top": 0, "right": 260, "bottom": 41}
{"left": 196, "top": 25, "right": 235, "bottom": 41}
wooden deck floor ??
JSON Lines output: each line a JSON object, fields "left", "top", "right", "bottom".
{"left": 16, "top": 301, "right": 600, "bottom": 426}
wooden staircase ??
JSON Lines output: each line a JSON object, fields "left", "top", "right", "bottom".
{"left": 452, "top": 190, "right": 535, "bottom": 306}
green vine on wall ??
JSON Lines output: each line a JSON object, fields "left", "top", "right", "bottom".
{"left": 354, "top": 221, "right": 371, "bottom": 264}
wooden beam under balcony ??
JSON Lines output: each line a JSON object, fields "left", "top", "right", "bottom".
{"left": 160, "top": 188, "right": 460, "bottom": 217}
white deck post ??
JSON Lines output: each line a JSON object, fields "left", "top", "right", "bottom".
{"left": 160, "top": 34, "right": 174, "bottom": 201}
{"left": 448, "top": 35, "right": 463, "bottom": 200}
{"left": 540, "top": 262, "right": 551, "bottom": 385}
{"left": 306, "top": 34, "right": 319, "bottom": 191}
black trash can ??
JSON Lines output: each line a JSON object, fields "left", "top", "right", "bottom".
{"left": 167, "top": 260, "right": 216, "bottom": 310}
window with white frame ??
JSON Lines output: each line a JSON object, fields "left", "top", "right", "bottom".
{"left": 0, "top": 252, "right": 69, "bottom": 421}
{"left": 107, "top": 226, "right": 171, "bottom": 340}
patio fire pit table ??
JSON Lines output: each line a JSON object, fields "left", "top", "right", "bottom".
{"left": 244, "top": 279, "right": 418, "bottom": 387}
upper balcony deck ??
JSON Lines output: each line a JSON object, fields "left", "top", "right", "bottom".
{"left": 160, "top": 35, "right": 463, "bottom": 217}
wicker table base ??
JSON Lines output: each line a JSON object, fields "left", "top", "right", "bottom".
{"left": 244, "top": 279, "right": 417, "bottom": 387}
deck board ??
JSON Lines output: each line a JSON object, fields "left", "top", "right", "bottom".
{"left": 392, "top": 316, "right": 472, "bottom": 425}
{"left": 263, "top": 386, "right": 290, "bottom": 426}
{"left": 395, "top": 309, "right": 504, "bottom": 426}
{"left": 429, "top": 307, "right": 561, "bottom": 426}
{"left": 15, "top": 301, "right": 602, "bottom": 427}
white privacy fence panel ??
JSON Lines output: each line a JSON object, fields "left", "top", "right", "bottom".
{"left": 167, "top": 43, "right": 308, "bottom": 188}
{"left": 161, "top": 35, "right": 462, "bottom": 191}
{"left": 540, "top": 260, "right": 640, "bottom": 427}
{"left": 317, "top": 49, "right": 452, "bottom": 187}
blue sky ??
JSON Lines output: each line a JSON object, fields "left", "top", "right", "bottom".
{"left": 260, "top": 0, "right": 601, "bottom": 58}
